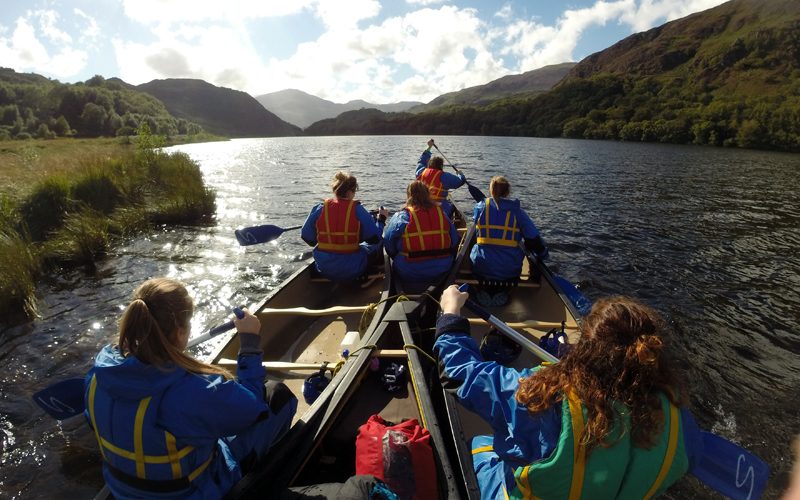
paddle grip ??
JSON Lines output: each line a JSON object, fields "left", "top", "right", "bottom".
{"left": 189, "top": 307, "right": 245, "bottom": 347}
{"left": 458, "top": 283, "right": 490, "bottom": 322}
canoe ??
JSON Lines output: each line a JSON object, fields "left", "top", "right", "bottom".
{"left": 432, "top": 227, "right": 586, "bottom": 498}
{"left": 230, "top": 298, "right": 463, "bottom": 498}
{"left": 226, "top": 205, "right": 471, "bottom": 498}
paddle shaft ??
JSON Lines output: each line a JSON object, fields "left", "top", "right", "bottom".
{"left": 431, "top": 142, "right": 487, "bottom": 203}
{"left": 458, "top": 283, "right": 558, "bottom": 363}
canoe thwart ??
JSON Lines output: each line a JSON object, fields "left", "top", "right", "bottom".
{"left": 310, "top": 273, "right": 384, "bottom": 283}
{"left": 258, "top": 305, "right": 371, "bottom": 316}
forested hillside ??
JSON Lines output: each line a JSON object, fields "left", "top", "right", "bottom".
{"left": 0, "top": 69, "right": 200, "bottom": 140}
{"left": 140, "top": 79, "right": 301, "bottom": 137}
{"left": 307, "top": 0, "right": 800, "bottom": 152}
{"left": 409, "top": 62, "right": 575, "bottom": 112}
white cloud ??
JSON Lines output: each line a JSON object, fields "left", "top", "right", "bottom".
{"left": 405, "top": 0, "right": 446, "bottom": 5}
{"left": 495, "top": 4, "right": 513, "bottom": 20}
{"left": 120, "top": 0, "right": 313, "bottom": 24}
{"left": 74, "top": 9, "right": 101, "bottom": 45}
{"left": 0, "top": 11, "right": 90, "bottom": 79}
{"left": 312, "top": 0, "right": 382, "bottom": 29}
{"left": 621, "top": 0, "right": 727, "bottom": 32}
{"left": 34, "top": 10, "right": 72, "bottom": 44}
{"left": 113, "top": 21, "right": 271, "bottom": 90}
{"left": 255, "top": 5, "right": 508, "bottom": 103}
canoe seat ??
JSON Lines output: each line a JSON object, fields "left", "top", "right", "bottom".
{"left": 471, "top": 278, "right": 526, "bottom": 307}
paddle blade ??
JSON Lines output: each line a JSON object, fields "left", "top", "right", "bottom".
{"left": 235, "top": 224, "right": 300, "bottom": 246}
{"left": 552, "top": 275, "right": 592, "bottom": 316}
{"left": 466, "top": 182, "right": 486, "bottom": 203}
{"left": 692, "top": 431, "right": 770, "bottom": 500}
{"left": 32, "top": 377, "right": 85, "bottom": 420}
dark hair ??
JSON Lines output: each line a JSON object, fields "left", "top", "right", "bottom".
{"left": 515, "top": 296, "right": 685, "bottom": 452}
{"left": 330, "top": 171, "right": 358, "bottom": 198}
{"left": 118, "top": 278, "right": 231, "bottom": 378}
{"left": 406, "top": 180, "right": 435, "bottom": 209}
{"left": 427, "top": 156, "right": 444, "bottom": 170}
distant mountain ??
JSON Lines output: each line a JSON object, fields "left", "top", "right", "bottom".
{"left": 255, "top": 89, "right": 421, "bottom": 129}
{"left": 307, "top": 0, "right": 800, "bottom": 152}
{"left": 410, "top": 63, "right": 575, "bottom": 112}
{"left": 139, "top": 79, "right": 301, "bottom": 137}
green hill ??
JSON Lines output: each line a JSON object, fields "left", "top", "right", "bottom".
{"left": 410, "top": 62, "right": 575, "bottom": 112}
{"left": 307, "top": 0, "right": 800, "bottom": 152}
{"left": 139, "top": 79, "right": 301, "bottom": 137}
{"left": 0, "top": 70, "right": 195, "bottom": 139}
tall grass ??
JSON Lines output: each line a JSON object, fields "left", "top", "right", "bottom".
{"left": 0, "top": 227, "right": 38, "bottom": 317}
{"left": 0, "top": 144, "right": 216, "bottom": 320}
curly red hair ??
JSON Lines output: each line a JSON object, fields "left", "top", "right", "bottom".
{"left": 515, "top": 296, "right": 686, "bottom": 452}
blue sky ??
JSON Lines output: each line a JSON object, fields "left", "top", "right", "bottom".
{"left": 0, "top": 0, "right": 727, "bottom": 104}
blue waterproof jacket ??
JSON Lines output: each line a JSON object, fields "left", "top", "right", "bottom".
{"left": 433, "top": 315, "right": 702, "bottom": 499}
{"left": 302, "top": 201, "right": 384, "bottom": 281}
{"left": 415, "top": 149, "right": 466, "bottom": 217}
{"left": 383, "top": 208, "right": 460, "bottom": 286}
{"left": 84, "top": 345, "right": 274, "bottom": 499}
{"left": 470, "top": 198, "right": 545, "bottom": 281}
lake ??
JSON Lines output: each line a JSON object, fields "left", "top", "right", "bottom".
{"left": 1, "top": 136, "right": 798, "bottom": 498}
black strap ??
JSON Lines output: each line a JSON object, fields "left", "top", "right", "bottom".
{"left": 406, "top": 247, "right": 455, "bottom": 259}
{"left": 106, "top": 462, "right": 192, "bottom": 493}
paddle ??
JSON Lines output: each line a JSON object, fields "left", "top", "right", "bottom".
{"left": 235, "top": 224, "right": 302, "bottom": 246}
{"left": 33, "top": 308, "right": 245, "bottom": 420}
{"left": 458, "top": 283, "right": 559, "bottom": 363}
{"left": 455, "top": 283, "right": 770, "bottom": 499}
{"left": 431, "top": 141, "right": 487, "bottom": 203}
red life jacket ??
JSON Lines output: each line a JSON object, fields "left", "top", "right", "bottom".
{"left": 401, "top": 206, "right": 452, "bottom": 262}
{"left": 315, "top": 198, "right": 361, "bottom": 253}
{"left": 355, "top": 414, "right": 437, "bottom": 500}
{"left": 417, "top": 168, "right": 446, "bottom": 202}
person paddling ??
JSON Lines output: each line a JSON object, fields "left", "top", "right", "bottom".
{"left": 470, "top": 175, "right": 549, "bottom": 305}
{"left": 384, "top": 181, "right": 460, "bottom": 293}
{"left": 434, "top": 285, "right": 703, "bottom": 499}
{"left": 84, "top": 278, "right": 297, "bottom": 499}
{"left": 415, "top": 138, "right": 466, "bottom": 218}
{"left": 301, "top": 171, "right": 388, "bottom": 281}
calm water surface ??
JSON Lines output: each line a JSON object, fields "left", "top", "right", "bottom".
{"left": 1, "top": 136, "right": 798, "bottom": 498}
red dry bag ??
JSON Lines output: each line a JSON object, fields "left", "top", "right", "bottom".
{"left": 355, "top": 414, "right": 437, "bottom": 500}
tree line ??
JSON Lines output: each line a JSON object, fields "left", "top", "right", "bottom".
{"left": 0, "top": 73, "right": 203, "bottom": 140}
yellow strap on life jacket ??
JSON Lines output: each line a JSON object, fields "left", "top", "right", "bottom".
{"left": 566, "top": 391, "right": 587, "bottom": 500}
{"left": 477, "top": 198, "right": 520, "bottom": 247}
{"left": 165, "top": 432, "right": 183, "bottom": 479}
{"left": 88, "top": 375, "right": 107, "bottom": 461}
{"left": 87, "top": 374, "right": 211, "bottom": 481}
{"left": 643, "top": 403, "right": 680, "bottom": 499}
{"left": 134, "top": 397, "right": 151, "bottom": 477}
